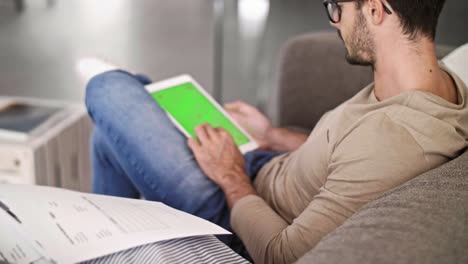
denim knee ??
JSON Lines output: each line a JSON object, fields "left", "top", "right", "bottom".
{"left": 85, "top": 70, "right": 142, "bottom": 121}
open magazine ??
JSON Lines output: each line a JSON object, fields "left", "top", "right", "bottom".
{"left": 0, "top": 185, "right": 230, "bottom": 264}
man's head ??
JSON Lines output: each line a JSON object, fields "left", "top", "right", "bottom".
{"left": 324, "top": 0, "right": 446, "bottom": 66}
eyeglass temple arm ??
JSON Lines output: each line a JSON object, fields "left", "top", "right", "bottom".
{"left": 383, "top": 3, "right": 392, "bottom": 15}
{"left": 323, "top": 0, "right": 392, "bottom": 15}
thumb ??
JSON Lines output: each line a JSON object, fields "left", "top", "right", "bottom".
{"left": 227, "top": 111, "right": 245, "bottom": 122}
{"left": 224, "top": 100, "right": 246, "bottom": 111}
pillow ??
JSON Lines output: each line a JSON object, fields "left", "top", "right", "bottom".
{"left": 443, "top": 43, "right": 468, "bottom": 85}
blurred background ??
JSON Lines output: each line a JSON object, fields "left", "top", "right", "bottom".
{"left": 0, "top": 0, "right": 467, "bottom": 190}
{"left": 1, "top": 0, "right": 467, "bottom": 115}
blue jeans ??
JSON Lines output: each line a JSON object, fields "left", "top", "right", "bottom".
{"left": 85, "top": 70, "right": 282, "bottom": 253}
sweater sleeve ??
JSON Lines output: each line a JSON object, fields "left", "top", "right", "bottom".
{"left": 231, "top": 113, "right": 430, "bottom": 264}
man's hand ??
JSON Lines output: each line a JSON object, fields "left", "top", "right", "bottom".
{"left": 224, "top": 101, "right": 309, "bottom": 152}
{"left": 224, "top": 101, "right": 273, "bottom": 150}
{"left": 188, "top": 123, "right": 256, "bottom": 208}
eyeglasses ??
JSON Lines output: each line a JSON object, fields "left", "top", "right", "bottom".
{"left": 323, "top": 0, "right": 392, "bottom": 24}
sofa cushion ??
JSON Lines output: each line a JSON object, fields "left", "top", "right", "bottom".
{"left": 296, "top": 150, "right": 468, "bottom": 264}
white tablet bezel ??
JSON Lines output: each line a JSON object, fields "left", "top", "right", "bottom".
{"left": 145, "top": 74, "right": 258, "bottom": 154}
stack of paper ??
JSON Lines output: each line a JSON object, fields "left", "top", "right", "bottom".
{"left": 0, "top": 185, "right": 229, "bottom": 264}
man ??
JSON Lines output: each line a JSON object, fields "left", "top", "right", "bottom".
{"left": 85, "top": 0, "right": 468, "bottom": 263}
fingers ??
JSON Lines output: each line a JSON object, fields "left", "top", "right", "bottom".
{"left": 189, "top": 126, "right": 237, "bottom": 164}
{"left": 224, "top": 100, "right": 242, "bottom": 109}
{"left": 225, "top": 102, "right": 249, "bottom": 122}
{"left": 187, "top": 137, "right": 200, "bottom": 152}
{"left": 226, "top": 111, "right": 243, "bottom": 123}
{"left": 224, "top": 100, "right": 249, "bottom": 112}
{"left": 215, "top": 127, "right": 233, "bottom": 141}
{"left": 205, "top": 125, "right": 220, "bottom": 140}
{"left": 195, "top": 123, "right": 226, "bottom": 143}
{"left": 214, "top": 127, "right": 226, "bottom": 136}
{"left": 193, "top": 124, "right": 234, "bottom": 150}
{"left": 194, "top": 123, "right": 210, "bottom": 143}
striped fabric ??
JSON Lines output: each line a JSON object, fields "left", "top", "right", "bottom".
{"left": 81, "top": 236, "right": 250, "bottom": 264}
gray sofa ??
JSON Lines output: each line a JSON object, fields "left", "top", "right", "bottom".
{"left": 273, "top": 32, "right": 468, "bottom": 264}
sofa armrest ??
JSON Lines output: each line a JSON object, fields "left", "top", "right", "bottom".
{"left": 296, "top": 149, "right": 468, "bottom": 264}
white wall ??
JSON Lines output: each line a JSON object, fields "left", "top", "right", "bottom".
{"left": 0, "top": 0, "right": 214, "bottom": 101}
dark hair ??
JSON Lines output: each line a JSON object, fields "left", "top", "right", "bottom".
{"left": 357, "top": 0, "right": 446, "bottom": 40}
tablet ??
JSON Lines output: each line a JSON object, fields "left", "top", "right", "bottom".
{"left": 145, "top": 75, "right": 258, "bottom": 154}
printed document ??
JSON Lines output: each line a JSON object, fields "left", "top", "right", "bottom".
{"left": 0, "top": 184, "right": 230, "bottom": 264}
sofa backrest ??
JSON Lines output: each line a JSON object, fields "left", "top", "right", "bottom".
{"left": 277, "top": 32, "right": 373, "bottom": 130}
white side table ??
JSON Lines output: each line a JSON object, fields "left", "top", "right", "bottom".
{"left": 0, "top": 96, "right": 93, "bottom": 192}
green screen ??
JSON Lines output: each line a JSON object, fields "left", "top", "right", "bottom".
{"left": 151, "top": 82, "right": 250, "bottom": 146}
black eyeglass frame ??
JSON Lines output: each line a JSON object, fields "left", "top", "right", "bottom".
{"left": 323, "top": 0, "right": 393, "bottom": 24}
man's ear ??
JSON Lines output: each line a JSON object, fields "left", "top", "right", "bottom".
{"left": 366, "top": 0, "right": 385, "bottom": 25}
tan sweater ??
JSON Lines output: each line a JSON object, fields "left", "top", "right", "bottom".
{"left": 231, "top": 65, "right": 468, "bottom": 264}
